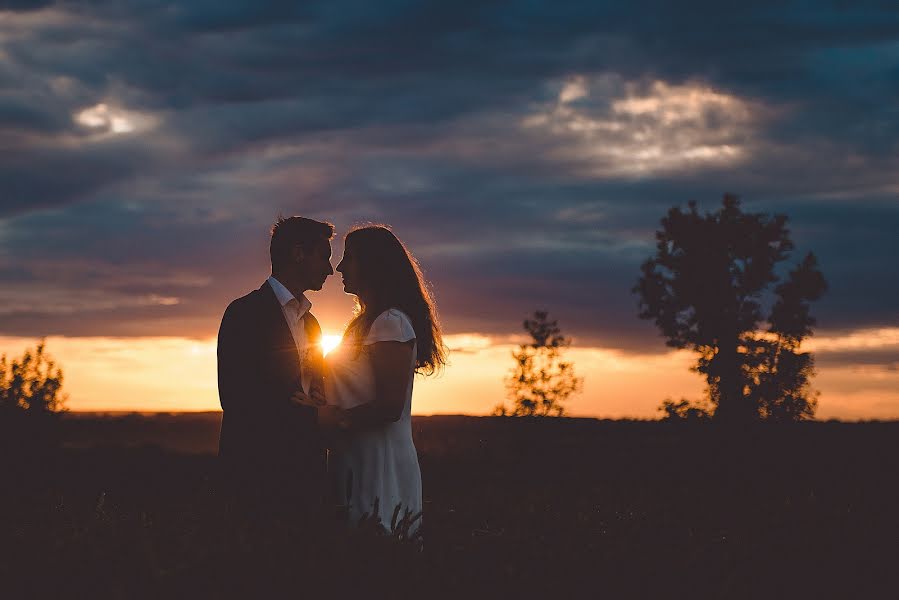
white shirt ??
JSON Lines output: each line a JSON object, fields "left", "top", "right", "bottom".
{"left": 324, "top": 308, "right": 417, "bottom": 410}
{"left": 267, "top": 276, "right": 313, "bottom": 393}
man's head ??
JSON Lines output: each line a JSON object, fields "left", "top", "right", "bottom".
{"left": 270, "top": 216, "right": 334, "bottom": 292}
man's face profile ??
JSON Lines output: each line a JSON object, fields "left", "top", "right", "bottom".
{"left": 302, "top": 238, "right": 333, "bottom": 291}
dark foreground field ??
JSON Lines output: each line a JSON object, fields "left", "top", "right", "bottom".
{"left": 2, "top": 414, "right": 897, "bottom": 599}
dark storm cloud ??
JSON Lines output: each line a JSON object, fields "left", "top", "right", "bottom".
{"left": 0, "top": 0, "right": 53, "bottom": 11}
{"left": 1, "top": 0, "right": 898, "bottom": 358}
{"left": 0, "top": 96, "right": 70, "bottom": 133}
{"left": 1, "top": 140, "right": 169, "bottom": 216}
{"left": 757, "top": 197, "right": 899, "bottom": 332}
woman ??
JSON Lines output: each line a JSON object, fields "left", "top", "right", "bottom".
{"left": 294, "top": 225, "right": 445, "bottom": 535}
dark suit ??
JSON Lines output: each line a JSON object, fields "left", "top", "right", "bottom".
{"left": 217, "top": 282, "right": 325, "bottom": 505}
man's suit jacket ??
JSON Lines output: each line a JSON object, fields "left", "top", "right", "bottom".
{"left": 217, "top": 282, "right": 325, "bottom": 497}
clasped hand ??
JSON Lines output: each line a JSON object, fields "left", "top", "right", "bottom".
{"left": 290, "top": 386, "right": 326, "bottom": 408}
{"left": 290, "top": 386, "right": 348, "bottom": 429}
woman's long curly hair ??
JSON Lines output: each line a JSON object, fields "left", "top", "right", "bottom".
{"left": 343, "top": 225, "right": 446, "bottom": 375}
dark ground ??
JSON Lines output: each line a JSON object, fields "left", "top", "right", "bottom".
{"left": 2, "top": 413, "right": 897, "bottom": 598}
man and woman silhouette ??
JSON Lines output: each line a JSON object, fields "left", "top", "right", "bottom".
{"left": 217, "top": 216, "right": 445, "bottom": 534}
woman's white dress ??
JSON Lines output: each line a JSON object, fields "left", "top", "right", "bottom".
{"left": 324, "top": 309, "right": 422, "bottom": 533}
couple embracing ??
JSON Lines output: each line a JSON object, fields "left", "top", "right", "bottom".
{"left": 217, "top": 216, "right": 445, "bottom": 535}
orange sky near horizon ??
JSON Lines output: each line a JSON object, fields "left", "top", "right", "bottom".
{"left": 1, "top": 327, "right": 897, "bottom": 420}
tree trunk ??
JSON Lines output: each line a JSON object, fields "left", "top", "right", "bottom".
{"left": 712, "top": 341, "right": 753, "bottom": 423}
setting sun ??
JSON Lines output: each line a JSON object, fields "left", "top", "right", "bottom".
{"left": 321, "top": 334, "right": 342, "bottom": 356}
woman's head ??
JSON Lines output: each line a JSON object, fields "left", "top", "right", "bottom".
{"left": 337, "top": 225, "right": 446, "bottom": 375}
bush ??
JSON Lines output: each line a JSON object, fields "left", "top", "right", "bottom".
{"left": 0, "top": 340, "right": 68, "bottom": 415}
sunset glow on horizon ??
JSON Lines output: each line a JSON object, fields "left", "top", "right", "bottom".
{"left": 2, "top": 326, "right": 897, "bottom": 420}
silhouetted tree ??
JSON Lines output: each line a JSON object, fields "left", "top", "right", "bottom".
{"left": 495, "top": 310, "right": 583, "bottom": 417}
{"left": 634, "top": 195, "right": 826, "bottom": 423}
{"left": 0, "top": 340, "right": 68, "bottom": 415}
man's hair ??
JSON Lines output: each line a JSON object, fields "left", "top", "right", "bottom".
{"left": 269, "top": 216, "right": 334, "bottom": 269}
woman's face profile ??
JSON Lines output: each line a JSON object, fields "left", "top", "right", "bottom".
{"left": 336, "top": 242, "right": 362, "bottom": 296}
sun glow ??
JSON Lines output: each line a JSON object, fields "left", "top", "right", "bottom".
{"left": 321, "top": 334, "right": 342, "bottom": 356}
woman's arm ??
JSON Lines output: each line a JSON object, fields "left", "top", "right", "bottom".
{"left": 344, "top": 340, "right": 415, "bottom": 428}
{"left": 290, "top": 384, "right": 344, "bottom": 428}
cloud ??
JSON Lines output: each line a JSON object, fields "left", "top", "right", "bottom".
{"left": 807, "top": 327, "right": 899, "bottom": 370}
{"left": 0, "top": 0, "right": 897, "bottom": 361}
{"left": 0, "top": 0, "right": 55, "bottom": 12}
{"left": 74, "top": 102, "right": 159, "bottom": 135}
{"left": 522, "top": 75, "right": 765, "bottom": 177}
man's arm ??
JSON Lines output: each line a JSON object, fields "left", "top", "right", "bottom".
{"left": 217, "top": 302, "right": 257, "bottom": 415}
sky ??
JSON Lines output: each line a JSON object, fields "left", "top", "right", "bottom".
{"left": 1, "top": 1, "right": 898, "bottom": 419}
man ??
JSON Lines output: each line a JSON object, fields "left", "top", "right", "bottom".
{"left": 217, "top": 216, "right": 334, "bottom": 507}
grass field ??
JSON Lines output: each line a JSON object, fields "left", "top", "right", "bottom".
{"left": 2, "top": 413, "right": 897, "bottom": 598}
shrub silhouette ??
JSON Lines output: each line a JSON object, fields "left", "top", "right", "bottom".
{"left": 659, "top": 398, "right": 712, "bottom": 422}
{"left": 0, "top": 341, "right": 68, "bottom": 458}
{"left": 0, "top": 340, "right": 68, "bottom": 415}
{"left": 495, "top": 310, "right": 583, "bottom": 417}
